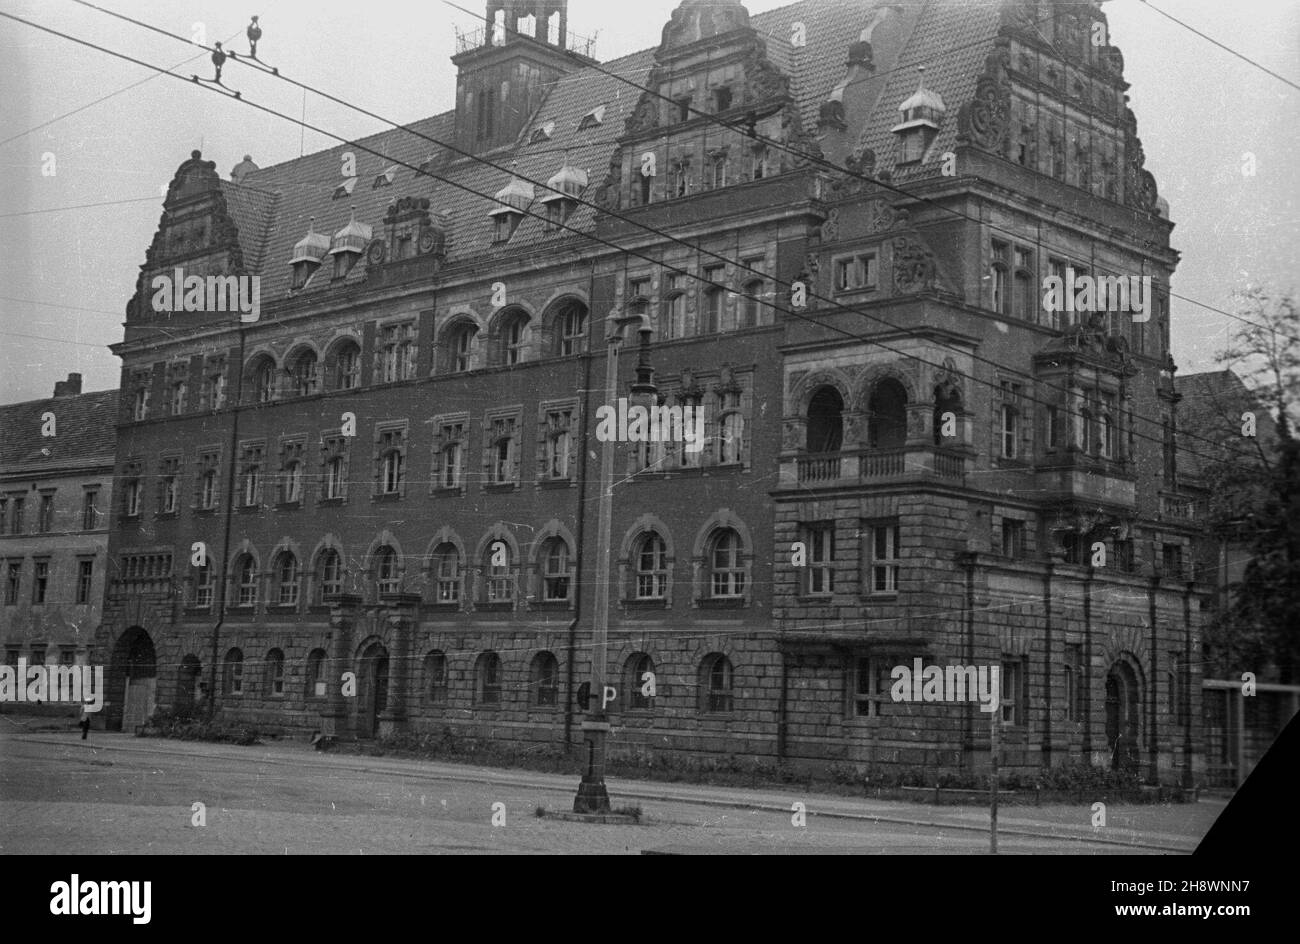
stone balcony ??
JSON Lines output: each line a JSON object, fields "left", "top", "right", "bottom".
{"left": 781, "top": 445, "right": 967, "bottom": 489}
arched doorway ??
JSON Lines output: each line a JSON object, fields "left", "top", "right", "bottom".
{"left": 806, "top": 386, "right": 844, "bottom": 453}
{"left": 109, "top": 627, "right": 157, "bottom": 731}
{"left": 1105, "top": 661, "right": 1142, "bottom": 770}
{"left": 868, "top": 378, "right": 908, "bottom": 448}
{"left": 356, "top": 641, "right": 390, "bottom": 739}
{"left": 176, "top": 655, "right": 202, "bottom": 716}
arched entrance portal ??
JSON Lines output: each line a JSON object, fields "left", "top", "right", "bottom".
{"left": 108, "top": 627, "right": 157, "bottom": 731}
{"left": 1105, "top": 661, "right": 1142, "bottom": 770}
{"left": 356, "top": 641, "right": 390, "bottom": 739}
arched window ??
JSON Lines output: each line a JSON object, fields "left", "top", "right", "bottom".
{"left": 424, "top": 650, "right": 448, "bottom": 703}
{"left": 556, "top": 301, "right": 587, "bottom": 355}
{"left": 475, "top": 651, "right": 502, "bottom": 705}
{"left": 446, "top": 322, "right": 477, "bottom": 373}
{"left": 483, "top": 541, "right": 513, "bottom": 603}
{"left": 275, "top": 551, "right": 299, "bottom": 606}
{"left": 305, "top": 648, "right": 327, "bottom": 698}
{"left": 286, "top": 348, "right": 319, "bottom": 397}
{"left": 373, "top": 546, "right": 399, "bottom": 598}
{"left": 316, "top": 548, "right": 343, "bottom": 601}
{"left": 539, "top": 537, "right": 570, "bottom": 602}
{"left": 429, "top": 543, "right": 461, "bottom": 603}
{"left": 234, "top": 554, "right": 257, "bottom": 607}
{"left": 740, "top": 279, "right": 763, "bottom": 329}
{"left": 328, "top": 339, "right": 361, "bottom": 390}
{"left": 266, "top": 648, "right": 285, "bottom": 696}
{"left": 499, "top": 310, "right": 528, "bottom": 366}
{"left": 635, "top": 532, "right": 667, "bottom": 599}
{"left": 707, "top": 529, "right": 745, "bottom": 598}
{"left": 530, "top": 651, "right": 559, "bottom": 707}
{"left": 700, "top": 653, "right": 733, "bottom": 712}
{"left": 223, "top": 647, "right": 244, "bottom": 695}
{"left": 247, "top": 355, "right": 278, "bottom": 404}
{"left": 193, "top": 561, "right": 213, "bottom": 608}
{"left": 624, "top": 653, "right": 656, "bottom": 711}
{"left": 867, "top": 379, "right": 908, "bottom": 449}
{"left": 806, "top": 386, "right": 844, "bottom": 453}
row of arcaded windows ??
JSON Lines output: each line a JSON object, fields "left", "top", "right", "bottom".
{"left": 210, "top": 647, "right": 738, "bottom": 714}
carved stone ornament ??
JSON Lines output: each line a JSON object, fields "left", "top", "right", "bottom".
{"left": 892, "top": 235, "right": 936, "bottom": 294}
{"left": 820, "top": 207, "right": 840, "bottom": 242}
{"left": 366, "top": 239, "right": 387, "bottom": 266}
{"left": 865, "top": 199, "right": 911, "bottom": 233}
{"left": 592, "top": 152, "right": 624, "bottom": 211}
{"left": 956, "top": 48, "right": 1012, "bottom": 156}
{"left": 831, "top": 147, "right": 876, "bottom": 198}
{"left": 742, "top": 47, "right": 791, "bottom": 104}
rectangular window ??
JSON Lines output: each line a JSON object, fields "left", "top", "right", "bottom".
{"left": 1000, "top": 657, "right": 1024, "bottom": 725}
{"left": 866, "top": 522, "right": 900, "bottom": 594}
{"left": 76, "top": 560, "right": 94, "bottom": 604}
{"left": 81, "top": 489, "right": 100, "bottom": 530}
{"left": 543, "top": 409, "right": 573, "bottom": 479}
{"left": 374, "top": 426, "right": 407, "bottom": 496}
{"left": 833, "top": 252, "right": 878, "bottom": 291}
{"left": 1001, "top": 518, "right": 1025, "bottom": 559}
{"left": 1064, "top": 643, "right": 1083, "bottom": 722}
{"left": 805, "top": 524, "right": 835, "bottom": 595}
{"left": 1162, "top": 543, "right": 1184, "bottom": 579}
{"left": 158, "top": 457, "right": 180, "bottom": 514}
{"left": 1047, "top": 406, "right": 1060, "bottom": 449}
{"left": 991, "top": 241, "right": 1009, "bottom": 313}
{"left": 37, "top": 492, "right": 55, "bottom": 533}
{"left": 854, "top": 657, "right": 893, "bottom": 718}
{"left": 10, "top": 496, "right": 25, "bottom": 534}
{"left": 5, "top": 562, "right": 20, "bottom": 605}
{"left": 485, "top": 414, "right": 519, "bottom": 485}
{"left": 32, "top": 560, "right": 49, "bottom": 604}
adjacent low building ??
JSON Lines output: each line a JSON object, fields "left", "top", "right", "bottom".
{"left": 0, "top": 374, "right": 116, "bottom": 713}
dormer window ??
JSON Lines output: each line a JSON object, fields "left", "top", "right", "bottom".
{"left": 540, "top": 160, "right": 588, "bottom": 231}
{"left": 289, "top": 217, "right": 330, "bottom": 289}
{"left": 329, "top": 207, "right": 372, "bottom": 280}
{"left": 372, "top": 165, "right": 397, "bottom": 188}
{"left": 332, "top": 176, "right": 357, "bottom": 200}
{"left": 578, "top": 104, "right": 606, "bottom": 130}
{"left": 489, "top": 173, "right": 534, "bottom": 244}
{"left": 891, "top": 72, "right": 946, "bottom": 165}
{"left": 529, "top": 120, "right": 555, "bottom": 145}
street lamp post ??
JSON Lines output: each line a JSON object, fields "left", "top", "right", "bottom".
{"left": 573, "top": 311, "right": 654, "bottom": 814}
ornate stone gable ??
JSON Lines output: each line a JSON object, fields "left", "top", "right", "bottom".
{"left": 956, "top": 46, "right": 1013, "bottom": 157}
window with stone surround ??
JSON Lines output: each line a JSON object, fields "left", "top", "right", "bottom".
{"left": 537, "top": 402, "right": 577, "bottom": 481}
{"left": 315, "top": 548, "right": 343, "bottom": 602}
{"left": 156, "top": 456, "right": 181, "bottom": 515}
{"left": 864, "top": 520, "right": 901, "bottom": 595}
{"left": 1064, "top": 643, "right": 1083, "bottom": 722}
{"left": 373, "top": 423, "right": 408, "bottom": 498}
{"left": 195, "top": 448, "right": 221, "bottom": 510}
{"left": 803, "top": 522, "right": 835, "bottom": 596}
{"left": 475, "top": 651, "right": 502, "bottom": 706}
{"left": 624, "top": 653, "right": 656, "bottom": 711}
{"left": 130, "top": 370, "right": 152, "bottom": 421}
{"left": 699, "top": 652, "right": 734, "bottom": 713}
{"left": 1000, "top": 656, "right": 1026, "bottom": 726}
{"left": 424, "top": 651, "right": 448, "bottom": 703}
{"left": 223, "top": 647, "right": 244, "bottom": 695}
{"left": 538, "top": 537, "right": 571, "bottom": 603}
{"left": 279, "top": 440, "right": 306, "bottom": 505}
{"left": 120, "top": 462, "right": 142, "bottom": 519}
{"left": 853, "top": 657, "right": 894, "bottom": 718}
{"left": 634, "top": 532, "right": 668, "bottom": 600}
{"left": 306, "top": 649, "right": 327, "bottom": 699}
{"left": 429, "top": 543, "right": 461, "bottom": 604}
{"left": 706, "top": 528, "right": 745, "bottom": 599}
{"left": 274, "top": 552, "right": 300, "bottom": 606}
{"left": 239, "top": 442, "right": 265, "bottom": 508}
{"left": 376, "top": 321, "right": 417, "bottom": 384}
{"left": 482, "top": 410, "right": 521, "bottom": 487}
{"left": 432, "top": 415, "right": 468, "bottom": 492}
{"left": 200, "top": 356, "right": 227, "bottom": 410}
{"left": 320, "top": 432, "right": 350, "bottom": 502}
{"left": 266, "top": 648, "right": 286, "bottom": 696}
{"left": 530, "top": 651, "right": 559, "bottom": 707}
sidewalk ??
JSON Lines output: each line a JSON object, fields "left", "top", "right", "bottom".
{"left": 8, "top": 728, "right": 1218, "bottom": 852}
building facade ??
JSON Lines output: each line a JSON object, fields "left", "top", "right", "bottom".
{"left": 97, "top": 0, "right": 1204, "bottom": 781}
{"left": 1, "top": 374, "right": 117, "bottom": 712}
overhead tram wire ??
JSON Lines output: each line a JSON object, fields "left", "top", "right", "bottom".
{"left": 64, "top": 3, "right": 1271, "bottom": 468}
{"left": 14, "top": 8, "right": 1259, "bottom": 471}
{"left": 438, "top": 0, "right": 1267, "bottom": 334}
{"left": 1138, "top": 0, "right": 1300, "bottom": 93}
{"left": 32, "top": 4, "right": 1263, "bottom": 471}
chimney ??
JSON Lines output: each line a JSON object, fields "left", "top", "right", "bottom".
{"left": 53, "top": 372, "right": 82, "bottom": 397}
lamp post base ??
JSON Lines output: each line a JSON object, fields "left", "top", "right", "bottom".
{"left": 573, "top": 718, "right": 612, "bottom": 814}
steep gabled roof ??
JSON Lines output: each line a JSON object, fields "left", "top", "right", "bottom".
{"left": 0, "top": 389, "right": 119, "bottom": 474}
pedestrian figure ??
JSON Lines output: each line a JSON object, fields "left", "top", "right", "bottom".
{"left": 78, "top": 699, "right": 92, "bottom": 740}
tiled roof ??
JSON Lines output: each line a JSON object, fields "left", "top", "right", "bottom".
{"left": 0, "top": 389, "right": 118, "bottom": 473}
{"left": 213, "top": 0, "right": 1004, "bottom": 298}
{"left": 1174, "top": 370, "right": 1277, "bottom": 478}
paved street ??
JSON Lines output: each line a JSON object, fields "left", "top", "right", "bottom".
{"left": 0, "top": 726, "right": 1223, "bottom": 854}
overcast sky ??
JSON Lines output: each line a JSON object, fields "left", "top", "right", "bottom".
{"left": 1, "top": 0, "right": 1296, "bottom": 403}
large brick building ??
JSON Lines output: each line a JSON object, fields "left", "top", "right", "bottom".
{"left": 97, "top": 0, "right": 1205, "bottom": 781}
{"left": 1, "top": 374, "right": 117, "bottom": 711}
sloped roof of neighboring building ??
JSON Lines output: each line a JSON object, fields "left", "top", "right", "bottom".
{"left": 204, "top": 0, "right": 1007, "bottom": 299}
{"left": 1174, "top": 369, "right": 1277, "bottom": 478}
{"left": 0, "top": 389, "right": 118, "bottom": 474}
